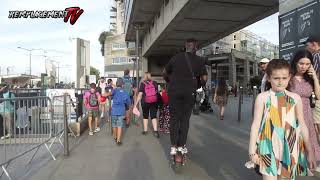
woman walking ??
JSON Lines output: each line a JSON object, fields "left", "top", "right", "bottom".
{"left": 213, "top": 79, "right": 228, "bottom": 120}
{"left": 288, "top": 49, "right": 320, "bottom": 171}
{"left": 134, "top": 72, "right": 160, "bottom": 138}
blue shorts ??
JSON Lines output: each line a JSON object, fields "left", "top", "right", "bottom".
{"left": 111, "top": 116, "right": 124, "bottom": 127}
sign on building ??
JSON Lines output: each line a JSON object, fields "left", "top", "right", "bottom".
{"left": 89, "top": 75, "right": 96, "bottom": 84}
{"left": 279, "top": 0, "right": 320, "bottom": 60}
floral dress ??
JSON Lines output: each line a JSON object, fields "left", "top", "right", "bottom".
{"left": 289, "top": 77, "right": 320, "bottom": 161}
{"left": 256, "top": 90, "right": 308, "bottom": 179}
{"left": 159, "top": 90, "right": 170, "bottom": 133}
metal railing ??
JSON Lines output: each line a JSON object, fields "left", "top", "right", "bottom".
{"left": 0, "top": 93, "right": 75, "bottom": 180}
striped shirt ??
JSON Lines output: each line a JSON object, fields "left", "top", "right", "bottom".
{"left": 313, "top": 51, "right": 320, "bottom": 73}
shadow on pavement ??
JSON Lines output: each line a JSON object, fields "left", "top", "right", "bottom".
{"left": 115, "top": 141, "right": 155, "bottom": 180}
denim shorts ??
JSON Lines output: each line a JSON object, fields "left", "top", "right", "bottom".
{"left": 111, "top": 116, "right": 124, "bottom": 127}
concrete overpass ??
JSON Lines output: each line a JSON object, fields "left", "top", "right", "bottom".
{"left": 124, "top": 0, "right": 279, "bottom": 58}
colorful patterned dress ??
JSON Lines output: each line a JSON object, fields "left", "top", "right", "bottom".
{"left": 289, "top": 77, "right": 320, "bottom": 161}
{"left": 256, "top": 90, "right": 308, "bottom": 179}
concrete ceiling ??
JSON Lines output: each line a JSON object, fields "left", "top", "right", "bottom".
{"left": 126, "top": 0, "right": 279, "bottom": 56}
{"left": 125, "top": 0, "right": 162, "bottom": 41}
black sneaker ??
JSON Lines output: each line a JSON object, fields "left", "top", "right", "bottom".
{"left": 142, "top": 131, "right": 148, "bottom": 135}
{"left": 117, "top": 141, "right": 122, "bottom": 146}
{"left": 154, "top": 131, "right": 160, "bottom": 138}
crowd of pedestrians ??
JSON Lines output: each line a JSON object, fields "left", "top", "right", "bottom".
{"left": 80, "top": 36, "right": 320, "bottom": 178}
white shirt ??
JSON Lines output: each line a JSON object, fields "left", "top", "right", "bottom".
{"left": 99, "top": 82, "right": 106, "bottom": 94}
{"left": 261, "top": 73, "right": 267, "bottom": 92}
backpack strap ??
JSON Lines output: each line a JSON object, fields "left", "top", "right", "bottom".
{"left": 184, "top": 53, "right": 195, "bottom": 80}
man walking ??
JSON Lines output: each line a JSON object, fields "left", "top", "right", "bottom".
{"left": 0, "top": 83, "right": 15, "bottom": 139}
{"left": 305, "top": 35, "right": 320, "bottom": 73}
{"left": 163, "top": 38, "right": 208, "bottom": 161}
{"left": 123, "top": 69, "right": 136, "bottom": 127}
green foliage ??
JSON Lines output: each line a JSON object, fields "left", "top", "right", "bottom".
{"left": 98, "top": 31, "right": 113, "bottom": 56}
{"left": 90, "top": 66, "right": 100, "bottom": 81}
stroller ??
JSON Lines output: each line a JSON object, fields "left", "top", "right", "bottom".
{"left": 199, "top": 88, "right": 213, "bottom": 113}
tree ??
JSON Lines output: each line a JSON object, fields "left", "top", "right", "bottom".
{"left": 90, "top": 66, "right": 100, "bottom": 81}
{"left": 98, "top": 31, "right": 113, "bottom": 56}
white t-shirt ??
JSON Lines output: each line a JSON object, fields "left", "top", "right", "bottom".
{"left": 99, "top": 82, "right": 107, "bottom": 94}
{"left": 261, "top": 74, "right": 267, "bottom": 92}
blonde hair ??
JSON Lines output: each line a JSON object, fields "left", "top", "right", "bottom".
{"left": 144, "top": 72, "right": 152, "bottom": 81}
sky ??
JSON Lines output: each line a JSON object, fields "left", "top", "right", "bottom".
{"left": 0, "top": 0, "right": 279, "bottom": 83}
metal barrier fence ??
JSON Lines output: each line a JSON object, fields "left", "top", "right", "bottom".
{"left": 0, "top": 93, "right": 75, "bottom": 180}
{"left": 238, "top": 86, "right": 258, "bottom": 122}
{"left": 10, "top": 88, "right": 44, "bottom": 97}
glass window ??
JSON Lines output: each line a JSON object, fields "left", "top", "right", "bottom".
{"left": 112, "top": 57, "right": 133, "bottom": 64}
{"left": 128, "top": 42, "right": 135, "bottom": 48}
{"left": 112, "top": 43, "right": 126, "bottom": 50}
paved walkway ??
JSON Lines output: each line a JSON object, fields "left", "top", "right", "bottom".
{"left": 18, "top": 96, "right": 320, "bottom": 180}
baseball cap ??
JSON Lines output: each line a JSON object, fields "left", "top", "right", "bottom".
{"left": 259, "top": 58, "right": 270, "bottom": 64}
{"left": 303, "top": 35, "right": 320, "bottom": 44}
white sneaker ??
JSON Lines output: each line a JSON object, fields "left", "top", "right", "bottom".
{"left": 1, "top": 134, "right": 11, "bottom": 140}
{"left": 94, "top": 127, "right": 101, "bottom": 133}
{"left": 89, "top": 131, "right": 94, "bottom": 136}
{"left": 170, "top": 147, "right": 177, "bottom": 155}
{"left": 178, "top": 146, "right": 188, "bottom": 154}
{"left": 315, "top": 165, "right": 320, "bottom": 172}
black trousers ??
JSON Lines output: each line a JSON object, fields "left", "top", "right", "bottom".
{"left": 169, "top": 92, "right": 194, "bottom": 147}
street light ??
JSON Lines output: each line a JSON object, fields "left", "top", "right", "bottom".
{"left": 17, "top": 47, "right": 43, "bottom": 84}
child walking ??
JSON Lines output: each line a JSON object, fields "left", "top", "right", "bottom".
{"left": 159, "top": 86, "right": 170, "bottom": 133}
{"left": 83, "top": 83, "right": 101, "bottom": 136}
{"left": 107, "top": 78, "right": 131, "bottom": 145}
{"left": 248, "top": 59, "right": 316, "bottom": 179}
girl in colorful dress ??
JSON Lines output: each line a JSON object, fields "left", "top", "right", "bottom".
{"left": 248, "top": 59, "right": 316, "bottom": 180}
{"left": 288, "top": 49, "right": 320, "bottom": 172}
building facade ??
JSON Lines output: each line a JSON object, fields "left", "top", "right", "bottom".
{"left": 104, "top": 0, "right": 137, "bottom": 78}
{"left": 201, "top": 30, "right": 279, "bottom": 87}
{"left": 202, "top": 30, "right": 279, "bottom": 60}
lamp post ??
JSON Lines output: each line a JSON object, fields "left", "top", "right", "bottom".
{"left": 17, "top": 47, "right": 43, "bottom": 85}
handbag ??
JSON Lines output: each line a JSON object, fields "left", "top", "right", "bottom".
{"left": 313, "top": 100, "right": 320, "bottom": 124}
{"left": 310, "top": 92, "right": 316, "bottom": 108}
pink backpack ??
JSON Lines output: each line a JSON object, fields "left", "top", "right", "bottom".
{"left": 143, "top": 81, "right": 157, "bottom": 103}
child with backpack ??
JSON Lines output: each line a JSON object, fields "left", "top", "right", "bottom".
{"left": 134, "top": 72, "right": 160, "bottom": 138}
{"left": 106, "top": 78, "right": 131, "bottom": 145}
{"left": 83, "top": 83, "right": 101, "bottom": 136}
